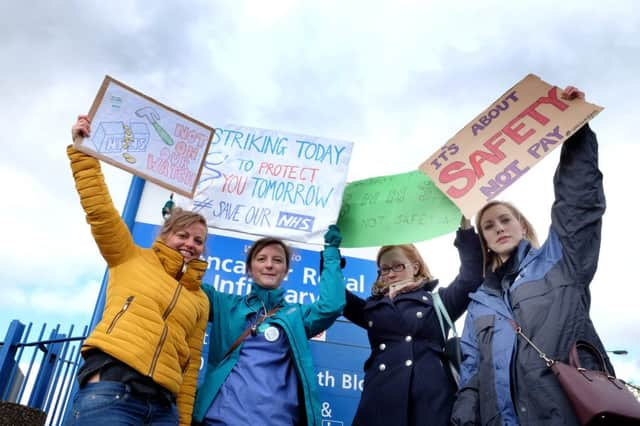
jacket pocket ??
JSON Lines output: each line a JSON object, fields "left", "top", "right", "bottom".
{"left": 472, "top": 315, "right": 504, "bottom": 425}
{"left": 106, "top": 295, "right": 135, "bottom": 334}
{"left": 473, "top": 314, "right": 495, "bottom": 346}
{"left": 510, "top": 279, "right": 552, "bottom": 307}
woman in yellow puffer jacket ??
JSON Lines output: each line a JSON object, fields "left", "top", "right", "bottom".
{"left": 65, "top": 115, "right": 210, "bottom": 426}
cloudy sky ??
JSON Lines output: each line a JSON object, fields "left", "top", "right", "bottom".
{"left": 1, "top": 0, "right": 639, "bottom": 383}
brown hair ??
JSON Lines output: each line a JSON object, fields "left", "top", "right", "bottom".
{"left": 475, "top": 200, "right": 539, "bottom": 273}
{"left": 158, "top": 207, "right": 208, "bottom": 245}
{"left": 245, "top": 237, "right": 292, "bottom": 274}
{"left": 372, "top": 244, "right": 433, "bottom": 295}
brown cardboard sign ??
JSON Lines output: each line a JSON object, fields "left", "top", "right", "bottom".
{"left": 419, "top": 74, "right": 603, "bottom": 218}
{"left": 74, "top": 75, "right": 215, "bottom": 198}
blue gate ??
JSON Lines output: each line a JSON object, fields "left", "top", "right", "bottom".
{"left": 0, "top": 321, "right": 88, "bottom": 425}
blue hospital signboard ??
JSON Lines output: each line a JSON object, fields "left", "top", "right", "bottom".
{"left": 131, "top": 221, "right": 377, "bottom": 425}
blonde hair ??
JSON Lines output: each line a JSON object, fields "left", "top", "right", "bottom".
{"left": 372, "top": 244, "right": 433, "bottom": 295}
{"left": 158, "top": 207, "right": 208, "bottom": 245}
{"left": 476, "top": 201, "right": 539, "bottom": 273}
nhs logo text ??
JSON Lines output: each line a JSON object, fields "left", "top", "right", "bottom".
{"left": 276, "top": 211, "right": 315, "bottom": 232}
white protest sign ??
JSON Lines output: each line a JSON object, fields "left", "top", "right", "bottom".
{"left": 190, "top": 125, "right": 353, "bottom": 244}
{"left": 75, "top": 76, "right": 214, "bottom": 197}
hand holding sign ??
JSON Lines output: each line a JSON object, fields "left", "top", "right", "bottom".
{"left": 561, "top": 86, "right": 585, "bottom": 102}
{"left": 460, "top": 216, "right": 472, "bottom": 230}
{"left": 72, "top": 115, "right": 91, "bottom": 143}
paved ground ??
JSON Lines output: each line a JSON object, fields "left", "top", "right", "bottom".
{"left": 0, "top": 401, "right": 46, "bottom": 426}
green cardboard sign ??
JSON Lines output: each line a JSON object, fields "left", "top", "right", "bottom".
{"left": 337, "top": 171, "right": 461, "bottom": 247}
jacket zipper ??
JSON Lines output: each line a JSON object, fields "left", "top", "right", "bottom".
{"left": 106, "top": 296, "right": 134, "bottom": 334}
{"left": 499, "top": 273, "right": 523, "bottom": 422}
{"left": 175, "top": 261, "right": 187, "bottom": 282}
{"left": 148, "top": 273, "right": 185, "bottom": 376}
{"left": 181, "top": 355, "right": 191, "bottom": 375}
{"left": 148, "top": 324, "right": 168, "bottom": 376}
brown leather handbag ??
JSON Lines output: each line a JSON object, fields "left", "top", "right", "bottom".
{"left": 512, "top": 322, "right": 640, "bottom": 425}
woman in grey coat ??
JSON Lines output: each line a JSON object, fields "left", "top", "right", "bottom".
{"left": 452, "top": 86, "right": 613, "bottom": 425}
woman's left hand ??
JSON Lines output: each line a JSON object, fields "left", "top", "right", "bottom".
{"left": 460, "top": 215, "right": 472, "bottom": 230}
{"left": 561, "top": 86, "right": 585, "bottom": 101}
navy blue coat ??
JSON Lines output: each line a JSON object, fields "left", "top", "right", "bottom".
{"left": 344, "top": 228, "right": 483, "bottom": 426}
{"left": 452, "top": 125, "right": 610, "bottom": 426}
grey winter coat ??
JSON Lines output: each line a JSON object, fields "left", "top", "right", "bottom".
{"left": 451, "top": 125, "right": 612, "bottom": 426}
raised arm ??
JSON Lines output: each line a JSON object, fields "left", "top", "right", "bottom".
{"left": 439, "top": 217, "right": 484, "bottom": 320}
{"left": 68, "top": 115, "right": 136, "bottom": 266}
{"left": 302, "top": 225, "right": 347, "bottom": 337}
{"left": 343, "top": 289, "right": 367, "bottom": 329}
{"left": 551, "top": 87, "right": 605, "bottom": 282}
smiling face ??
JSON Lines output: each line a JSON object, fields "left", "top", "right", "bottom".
{"left": 164, "top": 222, "right": 207, "bottom": 263}
{"left": 248, "top": 243, "right": 289, "bottom": 289}
{"left": 479, "top": 204, "right": 526, "bottom": 262}
{"left": 377, "top": 248, "right": 419, "bottom": 285}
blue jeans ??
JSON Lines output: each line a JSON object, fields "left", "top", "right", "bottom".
{"left": 65, "top": 381, "right": 179, "bottom": 426}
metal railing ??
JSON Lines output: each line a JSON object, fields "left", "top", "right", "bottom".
{"left": 0, "top": 320, "right": 88, "bottom": 425}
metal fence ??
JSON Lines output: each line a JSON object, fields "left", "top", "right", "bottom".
{"left": 0, "top": 320, "right": 88, "bottom": 425}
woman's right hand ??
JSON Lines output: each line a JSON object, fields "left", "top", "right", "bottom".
{"left": 324, "top": 224, "right": 343, "bottom": 248}
{"left": 71, "top": 115, "right": 91, "bottom": 144}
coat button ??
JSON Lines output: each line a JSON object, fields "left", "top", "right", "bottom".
{"left": 405, "top": 335, "right": 412, "bottom": 342}
{"left": 416, "top": 311, "right": 424, "bottom": 319}
{"left": 368, "top": 321, "right": 374, "bottom": 328}
{"left": 379, "top": 343, "right": 386, "bottom": 350}
{"left": 379, "top": 363, "right": 386, "bottom": 371}
{"left": 405, "top": 360, "right": 413, "bottom": 367}
{"left": 422, "top": 295, "right": 428, "bottom": 301}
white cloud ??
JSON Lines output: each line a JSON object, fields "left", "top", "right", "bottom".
{"left": 0, "top": 161, "right": 128, "bottom": 287}
{"left": 1, "top": 279, "right": 100, "bottom": 316}
{"left": 30, "top": 280, "right": 101, "bottom": 315}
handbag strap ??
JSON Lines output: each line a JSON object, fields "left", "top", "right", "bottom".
{"left": 432, "top": 291, "right": 458, "bottom": 341}
{"left": 224, "top": 306, "right": 281, "bottom": 358}
{"left": 510, "top": 321, "right": 614, "bottom": 376}
{"left": 570, "top": 340, "right": 612, "bottom": 376}
{"left": 509, "top": 320, "right": 556, "bottom": 367}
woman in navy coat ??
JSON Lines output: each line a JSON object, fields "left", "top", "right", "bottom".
{"left": 343, "top": 218, "right": 483, "bottom": 426}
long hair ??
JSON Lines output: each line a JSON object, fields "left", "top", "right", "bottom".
{"left": 475, "top": 201, "right": 539, "bottom": 273}
{"left": 371, "top": 244, "right": 434, "bottom": 295}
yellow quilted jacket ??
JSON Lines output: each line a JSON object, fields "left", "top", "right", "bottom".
{"left": 68, "top": 146, "right": 209, "bottom": 425}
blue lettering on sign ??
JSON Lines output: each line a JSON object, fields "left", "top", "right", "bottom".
{"left": 276, "top": 211, "right": 315, "bottom": 232}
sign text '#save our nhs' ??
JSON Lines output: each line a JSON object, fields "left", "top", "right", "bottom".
{"left": 191, "top": 125, "right": 353, "bottom": 244}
